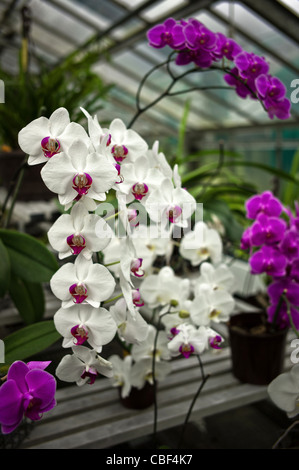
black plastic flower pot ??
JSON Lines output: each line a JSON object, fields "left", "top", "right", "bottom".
{"left": 227, "top": 312, "right": 288, "bottom": 385}
{"left": 119, "top": 382, "right": 155, "bottom": 410}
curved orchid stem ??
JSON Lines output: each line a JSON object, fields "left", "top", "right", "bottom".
{"left": 128, "top": 52, "right": 265, "bottom": 129}
{"left": 272, "top": 419, "right": 299, "bottom": 449}
{"left": 177, "top": 354, "right": 210, "bottom": 449}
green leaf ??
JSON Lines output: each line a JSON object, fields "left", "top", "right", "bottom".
{"left": 9, "top": 274, "right": 45, "bottom": 325}
{"left": 203, "top": 200, "right": 244, "bottom": 243}
{"left": 0, "top": 238, "right": 10, "bottom": 298}
{"left": 182, "top": 159, "right": 299, "bottom": 187}
{"left": 3, "top": 321, "right": 60, "bottom": 366}
{"left": 0, "top": 229, "right": 58, "bottom": 282}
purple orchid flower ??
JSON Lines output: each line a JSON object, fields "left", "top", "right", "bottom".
{"left": 240, "top": 226, "right": 252, "bottom": 250}
{"left": 175, "top": 48, "right": 214, "bottom": 68}
{"left": 267, "top": 302, "right": 299, "bottom": 330}
{"left": 183, "top": 21, "right": 217, "bottom": 52}
{"left": 147, "top": 18, "right": 186, "bottom": 49}
{"left": 249, "top": 245, "right": 287, "bottom": 277}
{"left": 289, "top": 258, "right": 299, "bottom": 282}
{"left": 268, "top": 278, "right": 299, "bottom": 305}
{"left": 250, "top": 213, "right": 286, "bottom": 246}
{"left": 235, "top": 51, "right": 269, "bottom": 82}
{"left": 279, "top": 229, "right": 299, "bottom": 260}
{"left": 0, "top": 361, "right": 56, "bottom": 434}
{"left": 213, "top": 33, "right": 243, "bottom": 61}
{"left": 245, "top": 190, "right": 283, "bottom": 220}
{"left": 224, "top": 67, "right": 256, "bottom": 98}
{"left": 255, "top": 74, "right": 291, "bottom": 120}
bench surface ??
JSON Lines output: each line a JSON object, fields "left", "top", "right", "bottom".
{"left": 20, "top": 328, "right": 295, "bottom": 450}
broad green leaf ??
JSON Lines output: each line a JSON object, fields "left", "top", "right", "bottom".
{"left": 9, "top": 274, "right": 45, "bottom": 325}
{"left": 182, "top": 159, "right": 299, "bottom": 187}
{"left": 0, "top": 238, "right": 10, "bottom": 298}
{"left": 0, "top": 229, "right": 58, "bottom": 282}
{"left": 3, "top": 320, "right": 60, "bottom": 366}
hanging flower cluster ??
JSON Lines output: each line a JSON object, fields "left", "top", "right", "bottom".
{"left": 241, "top": 191, "right": 299, "bottom": 330}
{"left": 147, "top": 17, "right": 291, "bottom": 120}
{"left": 15, "top": 105, "right": 206, "bottom": 390}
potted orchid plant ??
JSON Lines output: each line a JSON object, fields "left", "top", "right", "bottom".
{"left": 0, "top": 15, "right": 293, "bottom": 449}
{"left": 228, "top": 191, "right": 299, "bottom": 385}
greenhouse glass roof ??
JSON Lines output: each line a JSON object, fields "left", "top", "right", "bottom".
{"left": 0, "top": 0, "right": 298, "bottom": 141}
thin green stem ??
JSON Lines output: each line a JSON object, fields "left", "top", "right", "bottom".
{"left": 102, "top": 293, "right": 123, "bottom": 304}
{"left": 104, "top": 211, "right": 120, "bottom": 221}
{"left": 104, "top": 260, "right": 120, "bottom": 267}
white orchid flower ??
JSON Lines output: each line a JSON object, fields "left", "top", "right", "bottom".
{"left": 117, "top": 156, "right": 165, "bottom": 204}
{"left": 106, "top": 118, "right": 148, "bottom": 165}
{"left": 131, "top": 324, "right": 171, "bottom": 362}
{"left": 130, "top": 223, "right": 173, "bottom": 273}
{"left": 55, "top": 346, "right": 113, "bottom": 386}
{"left": 130, "top": 357, "right": 172, "bottom": 389}
{"left": 110, "top": 298, "right": 149, "bottom": 345}
{"left": 103, "top": 236, "right": 145, "bottom": 284}
{"left": 139, "top": 266, "right": 190, "bottom": 309}
{"left": 179, "top": 221, "right": 223, "bottom": 266}
{"left": 40, "top": 139, "right": 118, "bottom": 210}
{"left": 193, "top": 262, "right": 235, "bottom": 295}
{"left": 268, "top": 364, "right": 299, "bottom": 418}
{"left": 48, "top": 202, "right": 113, "bottom": 260}
{"left": 108, "top": 354, "right": 133, "bottom": 398}
{"left": 190, "top": 284, "right": 235, "bottom": 326}
{"left": 18, "top": 107, "right": 89, "bottom": 166}
{"left": 145, "top": 177, "right": 196, "bottom": 229}
{"left": 146, "top": 140, "right": 172, "bottom": 179}
{"left": 168, "top": 323, "right": 223, "bottom": 358}
{"left": 118, "top": 270, "right": 144, "bottom": 318}
{"left": 54, "top": 304, "right": 117, "bottom": 352}
{"left": 50, "top": 253, "right": 116, "bottom": 309}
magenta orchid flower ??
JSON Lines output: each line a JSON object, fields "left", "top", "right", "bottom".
{"left": 147, "top": 18, "right": 185, "bottom": 50}
{"left": 0, "top": 361, "right": 56, "bottom": 434}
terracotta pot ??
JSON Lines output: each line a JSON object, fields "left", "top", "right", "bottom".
{"left": 0, "top": 150, "right": 53, "bottom": 201}
{"left": 227, "top": 312, "right": 288, "bottom": 385}
{"left": 119, "top": 382, "right": 155, "bottom": 410}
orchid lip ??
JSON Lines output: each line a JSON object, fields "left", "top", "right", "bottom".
{"left": 179, "top": 343, "right": 194, "bottom": 358}
{"left": 71, "top": 324, "right": 89, "bottom": 345}
{"left": 67, "top": 233, "right": 86, "bottom": 255}
{"left": 166, "top": 205, "right": 182, "bottom": 223}
{"left": 81, "top": 367, "right": 97, "bottom": 385}
{"left": 132, "top": 288, "right": 144, "bottom": 307}
{"left": 72, "top": 172, "right": 92, "bottom": 196}
{"left": 69, "top": 282, "right": 88, "bottom": 304}
{"left": 131, "top": 258, "right": 144, "bottom": 277}
{"left": 132, "top": 182, "right": 149, "bottom": 201}
{"left": 41, "top": 136, "right": 61, "bottom": 158}
{"left": 112, "top": 144, "right": 128, "bottom": 162}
